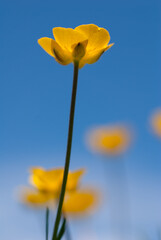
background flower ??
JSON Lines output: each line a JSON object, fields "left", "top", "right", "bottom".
{"left": 150, "top": 109, "right": 161, "bottom": 138}
{"left": 18, "top": 167, "right": 99, "bottom": 216}
{"left": 86, "top": 125, "right": 131, "bottom": 156}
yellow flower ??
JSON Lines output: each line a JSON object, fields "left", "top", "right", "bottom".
{"left": 150, "top": 109, "right": 161, "bottom": 137}
{"left": 86, "top": 125, "right": 131, "bottom": 156}
{"left": 38, "top": 24, "right": 113, "bottom": 68}
{"left": 19, "top": 167, "right": 98, "bottom": 215}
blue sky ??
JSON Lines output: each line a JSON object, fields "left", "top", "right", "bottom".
{"left": 1, "top": 0, "right": 161, "bottom": 239}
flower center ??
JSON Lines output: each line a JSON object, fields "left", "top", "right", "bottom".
{"left": 101, "top": 135, "right": 122, "bottom": 149}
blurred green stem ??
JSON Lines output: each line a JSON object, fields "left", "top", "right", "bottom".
{"left": 52, "top": 61, "right": 79, "bottom": 240}
{"left": 46, "top": 207, "right": 49, "bottom": 240}
{"left": 65, "top": 220, "right": 72, "bottom": 240}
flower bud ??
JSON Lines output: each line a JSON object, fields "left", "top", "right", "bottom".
{"left": 72, "top": 40, "right": 88, "bottom": 61}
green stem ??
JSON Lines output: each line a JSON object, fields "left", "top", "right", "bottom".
{"left": 65, "top": 220, "right": 72, "bottom": 240}
{"left": 46, "top": 207, "right": 49, "bottom": 240}
{"left": 52, "top": 61, "right": 79, "bottom": 240}
{"left": 56, "top": 218, "right": 66, "bottom": 240}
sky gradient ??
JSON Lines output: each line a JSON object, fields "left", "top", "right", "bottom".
{"left": 1, "top": 0, "right": 161, "bottom": 239}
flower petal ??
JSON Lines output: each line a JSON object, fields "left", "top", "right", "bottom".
{"left": 53, "top": 27, "right": 87, "bottom": 51}
{"left": 62, "top": 190, "right": 97, "bottom": 215}
{"left": 19, "top": 187, "right": 56, "bottom": 208}
{"left": 66, "top": 169, "right": 85, "bottom": 191}
{"left": 38, "top": 37, "right": 72, "bottom": 65}
{"left": 29, "top": 167, "right": 64, "bottom": 192}
{"left": 79, "top": 44, "right": 114, "bottom": 68}
{"left": 75, "top": 24, "right": 111, "bottom": 51}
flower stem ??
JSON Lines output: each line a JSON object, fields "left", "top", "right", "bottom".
{"left": 46, "top": 207, "right": 49, "bottom": 240}
{"left": 65, "top": 220, "right": 72, "bottom": 240}
{"left": 52, "top": 61, "right": 79, "bottom": 240}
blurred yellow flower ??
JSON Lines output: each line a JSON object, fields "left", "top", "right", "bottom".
{"left": 150, "top": 109, "right": 161, "bottom": 137}
{"left": 86, "top": 125, "right": 131, "bottom": 156}
{"left": 19, "top": 167, "right": 98, "bottom": 215}
{"left": 38, "top": 24, "right": 113, "bottom": 68}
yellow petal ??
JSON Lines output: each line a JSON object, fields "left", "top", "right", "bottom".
{"left": 29, "top": 167, "right": 64, "bottom": 192}
{"left": 75, "top": 24, "right": 111, "bottom": 51}
{"left": 19, "top": 187, "right": 56, "bottom": 208}
{"left": 38, "top": 37, "right": 72, "bottom": 65}
{"left": 79, "top": 44, "right": 113, "bottom": 68}
{"left": 66, "top": 169, "right": 85, "bottom": 191}
{"left": 62, "top": 190, "right": 97, "bottom": 215}
{"left": 87, "top": 125, "right": 131, "bottom": 156}
{"left": 53, "top": 27, "right": 87, "bottom": 51}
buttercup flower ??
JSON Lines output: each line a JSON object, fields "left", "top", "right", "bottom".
{"left": 38, "top": 24, "right": 113, "bottom": 68}
{"left": 86, "top": 125, "right": 131, "bottom": 156}
{"left": 19, "top": 167, "right": 98, "bottom": 215}
{"left": 150, "top": 109, "right": 161, "bottom": 137}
